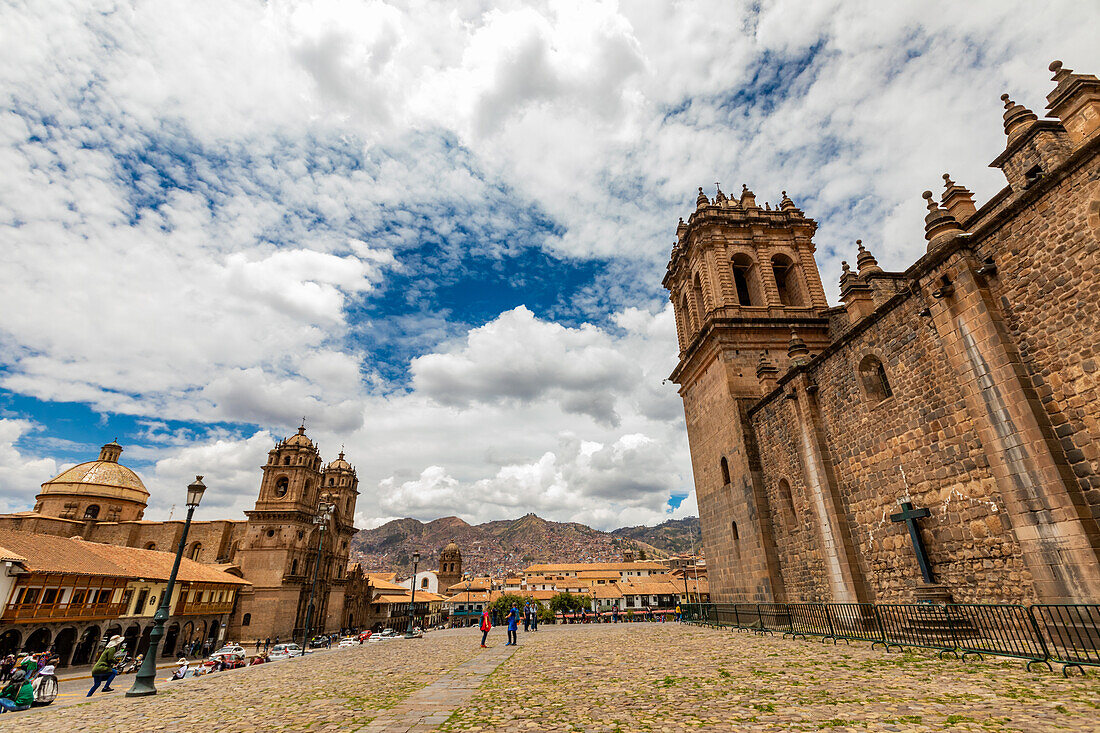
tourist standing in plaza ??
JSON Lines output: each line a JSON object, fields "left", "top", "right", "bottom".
{"left": 87, "top": 635, "right": 123, "bottom": 696}
{"left": 522, "top": 601, "right": 531, "bottom": 632}
{"left": 505, "top": 604, "right": 519, "bottom": 646}
{"left": 479, "top": 607, "right": 492, "bottom": 648}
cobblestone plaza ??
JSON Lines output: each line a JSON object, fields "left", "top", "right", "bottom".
{"left": 19, "top": 624, "right": 1100, "bottom": 731}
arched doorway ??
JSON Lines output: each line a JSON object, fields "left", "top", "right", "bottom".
{"left": 180, "top": 621, "right": 195, "bottom": 656}
{"left": 136, "top": 625, "right": 152, "bottom": 658}
{"left": 24, "top": 628, "right": 51, "bottom": 653}
{"left": 162, "top": 623, "right": 180, "bottom": 658}
{"left": 206, "top": 619, "right": 221, "bottom": 651}
{"left": 123, "top": 623, "right": 141, "bottom": 657}
{"left": 0, "top": 630, "right": 21, "bottom": 657}
{"left": 53, "top": 627, "right": 78, "bottom": 667}
{"left": 71, "top": 626, "right": 99, "bottom": 666}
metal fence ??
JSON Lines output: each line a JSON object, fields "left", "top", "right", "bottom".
{"left": 680, "top": 601, "right": 1100, "bottom": 676}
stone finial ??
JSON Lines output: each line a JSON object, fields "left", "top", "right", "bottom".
{"left": 839, "top": 260, "right": 855, "bottom": 288}
{"left": 855, "top": 239, "right": 882, "bottom": 276}
{"left": 922, "top": 190, "right": 963, "bottom": 251}
{"left": 1001, "top": 93, "right": 1038, "bottom": 142}
{"left": 940, "top": 172, "right": 976, "bottom": 224}
{"left": 779, "top": 190, "right": 795, "bottom": 211}
{"left": 714, "top": 183, "right": 727, "bottom": 204}
{"left": 676, "top": 217, "right": 687, "bottom": 237}
{"left": 787, "top": 329, "right": 810, "bottom": 366}
{"left": 756, "top": 351, "right": 780, "bottom": 394}
{"left": 696, "top": 186, "right": 709, "bottom": 209}
{"left": 1045, "top": 59, "right": 1100, "bottom": 144}
{"left": 740, "top": 184, "right": 757, "bottom": 209}
{"left": 1049, "top": 59, "right": 1071, "bottom": 83}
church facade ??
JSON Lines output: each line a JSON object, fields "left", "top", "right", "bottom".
{"left": 665, "top": 60, "right": 1100, "bottom": 605}
{"left": 0, "top": 426, "right": 368, "bottom": 641}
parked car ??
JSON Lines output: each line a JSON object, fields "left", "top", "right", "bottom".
{"left": 211, "top": 644, "right": 247, "bottom": 657}
{"left": 358, "top": 630, "right": 372, "bottom": 642}
{"left": 338, "top": 637, "right": 358, "bottom": 648}
{"left": 268, "top": 643, "right": 303, "bottom": 660}
{"left": 308, "top": 635, "right": 329, "bottom": 648}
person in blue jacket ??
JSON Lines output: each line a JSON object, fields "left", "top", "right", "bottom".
{"left": 505, "top": 604, "right": 519, "bottom": 646}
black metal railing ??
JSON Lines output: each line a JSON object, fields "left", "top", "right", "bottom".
{"left": 679, "top": 601, "right": 1099, "bottom": 676}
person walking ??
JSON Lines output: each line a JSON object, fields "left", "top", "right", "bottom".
{"left": 531, "top": 604, "right": 539, "bottom": 631}
{"left": 522, "top": 602, "right": 530, "bottom": 633}
{"left": 479, "top": 607, "right": 492, "bottom": 648}
{"left": 87, "top": 635, "right": 123, "bottom": 696}
{"left": 264, "top": 637, "right": 271, "bottom": 653}
{"left": 505, "top": 604, "right": 519, "bottom": 646}
{"left": 255, "top": 639, "right": 261, "bottom": 653}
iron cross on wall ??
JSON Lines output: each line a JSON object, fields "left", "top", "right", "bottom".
{"left": 890, "top": 501, "right": 935, "bottom": 583}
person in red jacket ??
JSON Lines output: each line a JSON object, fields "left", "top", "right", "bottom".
{"left": 479, "top": 608, "right": 492, "bottom": 648}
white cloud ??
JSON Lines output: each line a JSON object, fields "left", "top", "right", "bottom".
{"left": 2, "top": 1, "right": 1099, "bottom": 530}
{"left": 0, "top": 420, "right": 58, "bottom": 513}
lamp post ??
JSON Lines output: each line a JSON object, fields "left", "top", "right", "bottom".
{"left": 301, "top": 501, "right": 334, "bottom": 653}
{"left": 127, "top": 476, "right": 206, "bottom": 697}
{"left": 405, "top": 551, "right": 420, "bottom": 637}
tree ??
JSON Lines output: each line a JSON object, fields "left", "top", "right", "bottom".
{"left": 637, "top": 548, "right": 647, "bottom": 561}
{"left": 549, "top": 591, "right": 591, "bottom": 614}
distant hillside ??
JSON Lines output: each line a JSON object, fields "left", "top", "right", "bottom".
{"left": 350, "top": 513, "right": 699, "bottom": 578}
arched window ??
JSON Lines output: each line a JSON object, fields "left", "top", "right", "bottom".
{"left": 421, "top": 578, "right": 429, "bottom": 589}
{"left": 777, "top": 479, "right": 796, "bottom": 523}
{"left": 242, "top": 613, "right": 251, "bottom": 627}
{"left": 771, "top": 254, "right": 804, "bottom": 306}
{"left": 144, "top": 542, "right": 157, "bottom": 551}
{"left": 858, "top": 354, "right": 893, "bottom": 403}
{"left": 731, "top": 253, "right": 757, "bottom": 306}
{"left": 189, "top": 543, "right": 202, "bottom": 561}
{"left": 274, "top": 477, "right": 289, "bottom": 498}
{"left": 692, "top": 272, "right": 707, "bottom": 324}
{"left": 292, "top": 559, "right": 299, "bottom": 575}
{"left": 83, "top": 505, "right": 100, "bottom": 520}
{"left": 730, "top": 521, "right": 741, "bottom": 560}
{"left": 720, "top": 457, "right": 731, "bottom": 486}
{"left": 283, "top": 456, "right": 291, "bottom": 465}
{"left": 680, "top": 293, "right": 694, "bottom": 335}
{"left": 328, "top": 478, "right": 335, "bottom": 487}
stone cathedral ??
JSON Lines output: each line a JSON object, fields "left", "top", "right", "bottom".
{"left": 665, "top": 60, "right": 1100, "bottom": 606}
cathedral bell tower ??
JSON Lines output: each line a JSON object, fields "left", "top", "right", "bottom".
{"left": 663, "top": 185, "right": 832, "bottom": 603}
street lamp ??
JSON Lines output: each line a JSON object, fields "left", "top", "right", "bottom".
{"left": 405, "top": 551, "right": 420, "bottom": 637}
{"left": 302, "top": 500, "right": 335, "bottom": 652}
{"left": 127, "top": 476, "right": 206, "bottom": 697}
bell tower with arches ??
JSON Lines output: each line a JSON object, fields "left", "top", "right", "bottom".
{"left": 664, "top": 184, "right": 832, "bottom": 603}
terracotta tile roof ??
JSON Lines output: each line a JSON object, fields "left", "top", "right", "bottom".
{"left": 0, "top": 544, "right": 27, "bottom": 564}
{"left": 414, "top": 591, "right": 446, "bottom": 603}
{"left": 617, "top": 580, "right": 683, "bottom": 595}
{"left": 365, "top": 574, "right": 408, "bottom": 591}
{"left": 591, "top": 585, "right": 624, "bottom": 599}
{"left": 0, "top": 529, "right": 249, "bottom": 585}
{"left": 523, "top": 562, "right": 667, "bottom": 573}
{"left": 373, "top": 593, "right": 413, "bottom": 604}
{"left": 576, "top": 570, "right": 621, "bottom": 579}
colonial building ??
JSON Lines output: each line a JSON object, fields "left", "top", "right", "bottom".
{"left": 0, "top": 528, "right": 248, "bottom": 664}
{"left": 0, "top": 425, "right": 364, "bottom": 649}
{"left": 665, "top": 60, "right": 1100, "bottom": 605}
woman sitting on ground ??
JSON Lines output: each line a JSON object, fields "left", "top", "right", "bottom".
{"left": 0, "top": 670, "right": 33, "bottom": 713}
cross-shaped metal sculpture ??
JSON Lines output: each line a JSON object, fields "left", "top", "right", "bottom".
{"left": 890, "top": 501, "right": 934, "bottom": 583}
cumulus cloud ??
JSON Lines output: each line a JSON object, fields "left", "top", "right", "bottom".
{"left": 0, "top": 420, "right": 58, "bottom": 513}
{"left": 1, "top": 0, "right": 1098, "bottom": 529}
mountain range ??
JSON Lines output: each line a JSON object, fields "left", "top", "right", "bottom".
{"left": 350, "top": 513, "right": 701, "bottom": 579}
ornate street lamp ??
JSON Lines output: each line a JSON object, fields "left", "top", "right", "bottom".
{"left": 302, "top": 500, "right": 335, "bottom": 652}
{"left": 127, "top": 476, "right": 206, "bottom": 697}
{"left": 405, "top": 551, "right": 420, "bottom": 637}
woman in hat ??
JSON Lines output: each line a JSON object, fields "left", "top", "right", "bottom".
{"left": 170, "top": 657, "right": 189, "bottom": 680}
{"left": 87, "top": 635, "right": 123, "bottom": 696}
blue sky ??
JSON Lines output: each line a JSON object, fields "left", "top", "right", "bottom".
{"left": 1, "top": 0, "right": 1097, "bottom": 529}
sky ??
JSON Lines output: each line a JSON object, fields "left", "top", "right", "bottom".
{"left": 1, "top": 0, "right": 1097, "bottom": 531}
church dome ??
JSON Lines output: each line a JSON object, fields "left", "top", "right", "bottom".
{"left": 36, "top": 442, "right": 149, "bottom": 521}
{"left": 327, "top": 451, "right": 353, "bottom": 472}
{"left": 440, "top": 541, "right": 461, "bottom": 559}
{"left": 283, "top": 424, "right": 315, "bottom": 449}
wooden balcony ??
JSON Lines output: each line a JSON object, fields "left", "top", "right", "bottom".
{"left": 2, "top": 601, "right": 126, "bottom": 623}
{"left": 174, "top": 599, "right": 235, "bottom": 616}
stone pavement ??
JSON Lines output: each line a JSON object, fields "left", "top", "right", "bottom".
{"left": 6, "top": 624, "right": 1099, "bottom": 731}
{"left": 357, "top": 643, "right": 516, "bottom": 732}
{"left": 442, "top": 623, "right": 1100, "bottom": 732}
